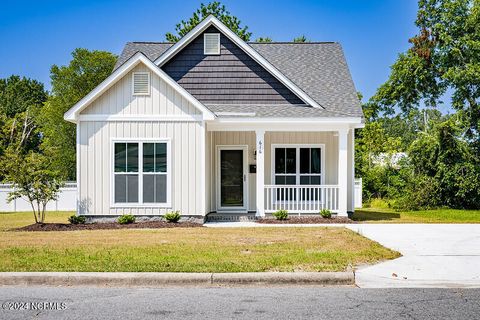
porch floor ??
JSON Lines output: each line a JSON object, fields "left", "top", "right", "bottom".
{"left": 206, "top": 212, "right": 256, "bottom": 222}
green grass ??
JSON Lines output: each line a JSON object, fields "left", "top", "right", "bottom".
{"left": 0, "top": 211, "right": 399, "bottom": 272}
{"left": 353, "top": 207, "right": 480, "bottom": 223}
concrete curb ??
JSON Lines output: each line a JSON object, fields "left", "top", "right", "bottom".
{"left": 0, "top": 272, "right": 354, "bottom": 287}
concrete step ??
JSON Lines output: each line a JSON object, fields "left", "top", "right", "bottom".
{"left": 206, "top": 213, "right": 256, "bottom": 222}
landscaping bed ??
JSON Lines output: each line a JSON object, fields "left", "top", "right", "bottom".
{"left": 257, "top": 216, "right": 355, "bottom": 224}
{"left": 14, "top": 221, "right": 203, "bottom": 232}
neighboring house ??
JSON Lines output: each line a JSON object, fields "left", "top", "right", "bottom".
{"left": 64, "top": 15, "right": 364, "bottom": 221}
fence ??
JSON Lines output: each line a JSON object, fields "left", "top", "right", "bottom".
{"left": 0, "top": 182, "right": 77, "bottom": 212}
{"left": 0, "top": 179, "right": 363, "bottom": 212}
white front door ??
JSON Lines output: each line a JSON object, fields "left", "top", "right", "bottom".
{"left": 216, "top": 146, "right": 248, "bottom": 212}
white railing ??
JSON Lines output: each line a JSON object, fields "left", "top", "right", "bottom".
{"left": 264, "top": 185, "right": 339, "bottom": 214}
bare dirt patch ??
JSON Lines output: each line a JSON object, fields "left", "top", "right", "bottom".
{"left": 13, "top": 221, "right": 203, "bottom": 232}
{"left": 257, "top": 216, "right": 355, "bottom": 224}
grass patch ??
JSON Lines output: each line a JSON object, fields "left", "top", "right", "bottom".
{"left": 353, "top": 207, "right": 480, "bottom": 223}
{"left": 0, "top": 211, "right": 399, "bottom": 272}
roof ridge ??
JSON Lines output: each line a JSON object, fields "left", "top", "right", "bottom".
{"left": 128, "top": 41, "right": 174, "bottom": 44}
{"left": 249, "top": 41, "right": 337, "bottom": 44}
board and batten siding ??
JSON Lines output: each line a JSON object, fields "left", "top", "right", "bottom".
{"left": 206, "top": 131, "right": 339, "bottom": 213}
{"left": 78, "top": 63, "right": 204, "bottom": 216}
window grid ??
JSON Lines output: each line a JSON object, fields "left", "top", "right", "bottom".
{"left": 113, "top": 141, "right": 170, "bottom": 206}
{"left": 273, "top": 146, "right": 323, "bottom": 186}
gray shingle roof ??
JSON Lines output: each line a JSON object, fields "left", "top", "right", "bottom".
{"left": 115, "top": 41, "right": 363, "bottom": 119}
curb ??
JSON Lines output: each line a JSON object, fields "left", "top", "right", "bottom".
{"left": 0, "top": 272, "right": 354, "bottom": 287}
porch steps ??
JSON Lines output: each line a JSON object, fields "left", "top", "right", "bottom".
{"left": 206, "top": 213, "right": 256, "bottom": 222}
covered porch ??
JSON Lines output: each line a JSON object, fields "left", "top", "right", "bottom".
{"left": 205, "top": 119, "right": 358, "bottom": 218}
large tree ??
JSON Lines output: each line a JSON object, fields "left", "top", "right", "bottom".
{"left": 373, "top": 0, "right": 480, "bottom": 140}
{"left": 0, "top": 75, "right": 47, "bottom": 117}
{"left": 38, "top": 48, "right": 117, "bottom": 180}
{"left": 165, "top": 2, "right": 251, "bottom": 42}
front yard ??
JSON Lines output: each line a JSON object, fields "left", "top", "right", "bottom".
{"left": 352, "top": 207, "right": 480, "bottom": 223}
{"left": 0, "top": 211, "right": 398, "bottom": 272}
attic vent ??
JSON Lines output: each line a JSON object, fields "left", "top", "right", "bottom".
{"left": 132, "top": 72, "right": 150, "bottom": 95}
{"left": 204, "top": 33, "right": 220, "bottom": 55}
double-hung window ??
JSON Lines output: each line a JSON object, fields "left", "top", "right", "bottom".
{"left": 273, "top": 145, "right": 324, "bottom": 202}
{"left": 113, "top": 140, "right": 170, "bottom": 206}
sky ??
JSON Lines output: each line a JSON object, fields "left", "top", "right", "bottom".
{"left": 0, "top": 0, "right": 425, "bottom": 107}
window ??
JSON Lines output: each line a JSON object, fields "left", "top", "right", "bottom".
{"left": 132, "top": 72, "right": 150, "bottom": 95}
{"left": 204, "top": 33, "right": 220, "bottom": 55}
{"left": 113, "top": 141, "right": 170, "bottom": 206}
{"left": 273, "top": 145, "right": 324, "bottom": 185}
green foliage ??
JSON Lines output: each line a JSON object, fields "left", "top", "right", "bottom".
{"left": 165, "top": 2, "right": 251, "bottom": 42}
{"left": 319, "top": 209, "right": 332, "bottom": 219}
{"left": 68, "top": 215, "right": 86, "bottom": 224}
{"left": 1, "top": 150, "right": 64, "bottom": 224}
{"left": 373, "top": 0, "right": 480, "bottom": 138}
{"left": 164, "top": 211, "right": 181, "bottom": 223}
{"left": 255, "top": 37, "right": 273, "bottom": 43}
{"left": 38, "top": 48, "right": 117, "bottom": 180}
{"left": 0, "top": 75, "right": 47, "bottom": 117}
{"left": 273, "top": 210, "right": 288, "bottom": 220}
{"left": 117, "top": 214, "right": 135, "bottom": 224}
{"left": 293, "top": 35, "right": 309, "bottom": 43}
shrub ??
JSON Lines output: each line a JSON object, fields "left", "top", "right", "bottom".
{"left": 319, "top": 209, "right": 332, "bottom": 219}
{"left": 273, "top": 209, "right": 288, "bottom": 220}
{"left": 68, "top": 215, "right": 86, "bottom": 224}
{"left": 164, "top": 211, "right": 181, "bottom": 223}
{"left": 118, "top": 214, "right": 135, "bottom": 224}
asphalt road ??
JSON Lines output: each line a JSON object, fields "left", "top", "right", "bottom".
{"left": 1, "top": 286, "right": 479, "bottom": 319}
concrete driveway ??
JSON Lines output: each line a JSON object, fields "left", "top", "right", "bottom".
{"left": 346, "top": 224, "right": 480, "bottom": 288}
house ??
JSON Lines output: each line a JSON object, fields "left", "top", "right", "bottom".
{"left": 64, "top": 15, "right": 364, "bottom": 222}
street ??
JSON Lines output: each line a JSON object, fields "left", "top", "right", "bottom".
{"left": 0, "top": 286, "right": 479, "bottom": 319}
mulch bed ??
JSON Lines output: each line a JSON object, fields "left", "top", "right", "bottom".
{"left": 13, "top": 221, "right": 203, "bottom": 232}
{"left": 256, "top": 216, "right": 355, "bottom": 224}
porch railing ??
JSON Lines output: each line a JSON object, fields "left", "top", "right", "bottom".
{"left": 264, "top": 185, "right": 339, "bottom": 214}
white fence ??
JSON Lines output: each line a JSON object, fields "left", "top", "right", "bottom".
{"left": 0, "top": 179, "right": 363, "bottom": 212}
{"left": 354, "top": 178, "right": 362, "bottom": 208}
{"left": 0, "top": 182, "right": 77, "bottom": 212}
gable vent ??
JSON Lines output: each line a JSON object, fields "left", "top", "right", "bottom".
{"left": 204, "top": 33, "right": 220, "bottom": 55}
{"left": 132, "top": 72, "right": 150, "bottom": 95}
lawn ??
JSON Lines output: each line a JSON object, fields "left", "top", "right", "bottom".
{"left": 353, "top": 207, "right": 480, "bottom": 223}
{"left": 0, "top": 211, "right": 399, "bottom": 272}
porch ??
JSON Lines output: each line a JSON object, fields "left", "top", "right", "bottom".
{"left": 205, "top": 120, "right": 358, "bottom": 218}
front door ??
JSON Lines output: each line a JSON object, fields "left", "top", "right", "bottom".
{"left": 217, "top": 146, "right": 248, "bottom": 212}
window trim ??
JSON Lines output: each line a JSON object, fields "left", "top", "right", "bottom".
{"left": 203, "top": 33, "right": 220, "bottom": 55}
{"left": 110, "top": 138, "right": 171, "bottom": 208}
{"left": 132, "top": 72, "right": 151, "bottom": 96}
{"left": 270, "top": 144, "right": 325, "bottom": 185}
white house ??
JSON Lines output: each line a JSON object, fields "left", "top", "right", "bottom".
{"left": 64, "top": 16, "right": 364, "bottom": 222}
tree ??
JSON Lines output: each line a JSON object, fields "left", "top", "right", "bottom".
{"left": 165, "top": 2, "right": 251, "bottom": 42}
{"left": 0, "top": 75, "right": 47, "bottom": 117}
{"left": 293, "top": 35, "right": 309, "bottom": 43}
{"left": 255, "top": 37, "right": 273, "bottom": 43}
{"left": 2, "top": 150, "right": 63, "bottom": 224}
{"left": 373, "top": 0, "right": 480, "bottom": 140}
{"left": 38, "top": 48, "right": 117, "bottom": 180}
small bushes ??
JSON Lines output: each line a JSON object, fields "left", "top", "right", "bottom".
{"left": 319, "top": 209, "right": 332, "bottom": 219}
{"left": 68, "top": 215, "right": 86, "bottom": 224}
{"left": 164, "top": 211, "right": 181, "bottom": 223}
{"left": 273, "top": 209, "right": 288, "bottom": 220}
{"left": 118, "top": 214, "right": 135, "bottom": 224}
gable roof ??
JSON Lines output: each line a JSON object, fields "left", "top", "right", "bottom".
{"left": 64, "top": 52, "right": 215, "bottom": 123}
{"left": 115, "top": 42, "right": 363, "bottom": 118}
{"left": 150, "top": 15, "right": 323, "bottom": 110}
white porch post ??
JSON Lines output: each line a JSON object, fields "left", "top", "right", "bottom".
{"left": 338, "top": 128, "right": 348, "bottom": 217}
{"left": 256, "top": 129, "right": 265, "bottom": 217}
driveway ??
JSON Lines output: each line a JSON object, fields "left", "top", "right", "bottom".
{"left": 346, "top": 224, "right": 480, "bottom": 288}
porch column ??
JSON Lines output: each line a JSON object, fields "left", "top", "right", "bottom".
{"left": 337, "top": 128, "right": 349, "bottom": 217}
{"left": 255, "top": 129, "right": 265, "bottom": 217}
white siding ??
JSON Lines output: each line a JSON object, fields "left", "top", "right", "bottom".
{"left": 78, "top": 63, "right": 203, "bottom": 216}
{"left": 207, "top": 131, "right": 339, "bottom": 213}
